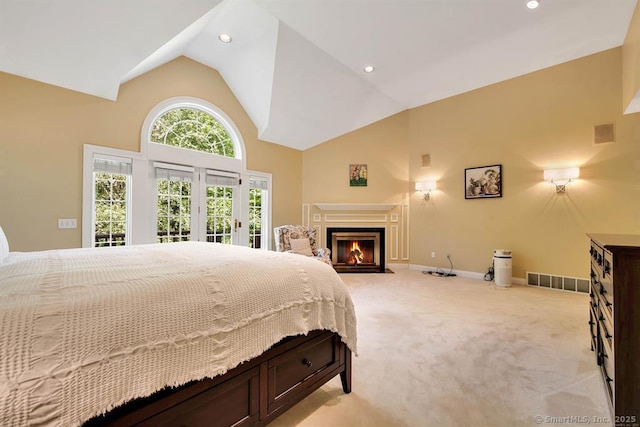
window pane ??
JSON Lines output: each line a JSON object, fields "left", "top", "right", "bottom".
{"left": 150, "top": 108, "right": 235, "bottom": 158}
{"left": 248, "top": 188, "right": 264, "bottom": 249}
{"left": 157, "top": 179, "right": 191, "bottom": 243}
{"left": 93, "top": 172, "right": 128, "bottom": 247}
{"left": 206, "top": 185, "right": 233, "bottom": 245}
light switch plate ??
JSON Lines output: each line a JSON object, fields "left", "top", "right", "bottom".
{"left": 58, "top": 218, "right": 77, "bottom": 229}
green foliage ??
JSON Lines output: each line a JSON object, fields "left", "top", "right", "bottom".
{"left": 94, "top": 173, "right": 127, "bottom": 246}
{"left": 248, "top": 188, "right": 262, "bottom": 248}
{"left": 150, "top": 108, "right": 235, "bottom": 157}
{"left": 157, "top": 180, "right": 192, "bottom": 242}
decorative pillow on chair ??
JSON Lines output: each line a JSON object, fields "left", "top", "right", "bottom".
{"left": 0, "top": 226, "right": 9, "bottom": 263}
{"left": 289, "top": 238, "right": 314, "bottom": 256}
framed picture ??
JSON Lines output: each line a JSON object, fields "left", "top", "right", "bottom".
{"left": 349, "top": 164, "right": 368, "bottom": 187}
{"left": 465, "top": 164, "right": 502, "bottom": 199}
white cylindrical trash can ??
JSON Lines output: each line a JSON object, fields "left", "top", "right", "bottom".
{"left": 493, "top": 249, "right": 512, "bottom": 287}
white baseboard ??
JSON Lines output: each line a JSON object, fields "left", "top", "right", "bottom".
{"left": 387, "top": 262, "right": 409, "bottom": 270}
{"left": 408, "top": 264, "right": 526, "bottom": 285}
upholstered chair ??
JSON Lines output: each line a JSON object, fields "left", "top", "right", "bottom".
{"left": 273, "top": 225, "right": 332, "bottom": 266}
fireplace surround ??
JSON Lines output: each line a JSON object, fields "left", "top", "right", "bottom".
{"left": 326, "top": 227, "right": 385, "bottom": 273}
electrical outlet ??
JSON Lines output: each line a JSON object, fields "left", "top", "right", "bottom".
{"left": 431, "top": 251, "right": 436, "bottom": 258}
{"left": 58, "top": 218, "right": 77, "bottom": 229}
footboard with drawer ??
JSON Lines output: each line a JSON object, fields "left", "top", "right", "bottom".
{"left": 85, "top": 330, "right": 351, "bottom": 426}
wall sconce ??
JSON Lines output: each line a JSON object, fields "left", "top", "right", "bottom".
{"left": 543, "top": 167, "right": 579, "bottom": 193}
{"left": 415, "top": 180, "right": 437, "bottom": 200}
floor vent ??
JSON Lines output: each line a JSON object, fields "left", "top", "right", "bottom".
{"left": 526, "top": 271, "right": 590, "bottom": 294}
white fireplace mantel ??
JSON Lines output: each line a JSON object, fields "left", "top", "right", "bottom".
{"left": 313, "top": 203, "right": 398, "bottom": 211}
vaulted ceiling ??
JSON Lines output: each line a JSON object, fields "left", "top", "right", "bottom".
{"left": 0, "top": 0, "right": 637, "bottom": 150}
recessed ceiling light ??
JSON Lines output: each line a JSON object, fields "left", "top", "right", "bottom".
{"left": 363, "top": 65, "right": 375, "bottom": 73}
{"left": 526, "top": 0, "right": 539, "bottom": 9}
{"left": 218, "top": 34, "right": 232, "bottom": 43}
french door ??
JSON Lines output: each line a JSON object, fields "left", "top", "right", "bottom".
{"left": 156, "top": 166, "right": 241, "bottom": 245}
{"left": 155, "top": 164, "right": 269, "bottom": 248}
{"left": 199, "top": 170, "right": 241, "bottom": 244}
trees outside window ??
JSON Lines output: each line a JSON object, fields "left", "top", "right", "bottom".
{"left": 150, "top": 108, "right": 235, "bottom": 157}
{"left": 94, "top": 172, "right": 128, "bottom": 246}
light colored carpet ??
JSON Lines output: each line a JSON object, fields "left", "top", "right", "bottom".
{"left": 269, "top": 269, "right": 611, "bottom": 427}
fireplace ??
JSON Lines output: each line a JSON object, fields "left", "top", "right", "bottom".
{"left": 326, "top": 227, "right": 385, "bottom": 273}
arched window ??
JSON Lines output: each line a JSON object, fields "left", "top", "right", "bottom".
{"left": 149, "top": 107, "right": 235, "bottom": 157}
{"left": 142, "top": 97, "right": 245, "bottom": 168}
{"left": 84, "top": 98, "right": 270, "bottom": 250}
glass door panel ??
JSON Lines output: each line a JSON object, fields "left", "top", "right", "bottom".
{"left": 205, "top": 184, "right": 237, "bottom": 244}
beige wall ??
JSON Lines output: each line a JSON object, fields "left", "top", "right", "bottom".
{"left": 300, "top": 48, "right": 639, "bottom": 279}
{"left": 301, "top": 112, "right": 410, "bottom": 263}
{"left": 623, "top": 2, "right": 640, "bottom": 111}
{"left": 2, "top": 50, "right": 638, "bottom": 279}
{"left": 0, "top": 57, "right": 302, "bottom": 251}
{"left": 409, "top": 47, "right": 639, "bottom": 279}
{"left": 302, "top": 111, "right": 409, "bottom": 205}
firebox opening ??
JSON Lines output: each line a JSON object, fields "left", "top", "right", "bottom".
{"left": 337, "top": 240, "right": 375, "bottom": 266}
{"left": 327, "top": 227, "right": 385, "bottom": 273}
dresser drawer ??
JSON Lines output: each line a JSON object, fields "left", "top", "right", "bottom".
{"left": 589, "top": 307, "right": 598, "bottom": 355}
{"left": 590, "top": 241, "right": 604, "bottom": 271}
{"left": 600, "top": 358, "right": 614, "bottom": 403}
{"left": 590, "top": 241, "right": 602, "bottom": 262}
{"left": 589, "top": 288, "right": 598, "bottom": 311}
{"left": 600, "top": 260, "right": 614, "bottom": 304}
{"left": 267, "top": 333, "right": 340, "bottom": 411}
{"left": 599, "top": 315, "right": 614, "bottom": 356}
{"left": 603, "top": 250, "right": 613, "bottom": 279}
{"left": 597, "top": 304, "right": 613, "bottom": 341}
{"left": 598, "top": 286, "right": 613, "bottom": 323}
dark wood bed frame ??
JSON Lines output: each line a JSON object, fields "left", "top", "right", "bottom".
{"left": 84, "top": 330, "right": 351, "bottom": 426}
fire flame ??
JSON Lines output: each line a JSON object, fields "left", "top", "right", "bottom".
{"left": 349, "top": 241, "right": 364, "bottom": 264}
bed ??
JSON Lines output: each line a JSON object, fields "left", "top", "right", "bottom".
{"left": 0, "top": 239, "right": 357, "bottom": 426}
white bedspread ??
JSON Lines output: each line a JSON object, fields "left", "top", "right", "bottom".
{"left": 0, "top": 242, "right": 357, "bottom": 426}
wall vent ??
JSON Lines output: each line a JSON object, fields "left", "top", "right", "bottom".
{"left": 594, "top": 123, "right": 614, "bottom": 145}
{"left": 526, "top": 271, "right": 589, "bottom": 294}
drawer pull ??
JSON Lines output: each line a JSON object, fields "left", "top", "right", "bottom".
{"left": 605, "top": 301, "right": 612, "bottom": 307}
{"left": 599, "top": 288, "right": 607, "bottom": 295}
{"left": 599, "top": 315, "right": 605, "bottom": 321}
{"left": 605, "top": 333, "right": 612, "bottom": 339}
{"left": 605, "top": 376, "right": 613, "bottom": 384}
{"left": 302, "top": 358, "right": 313, "bottom": 368}
{"left": 588, "top": 320, "right": 595, "bottom": 326}
{"left": 599, "top": 352, "right": 608, "bottom": 359}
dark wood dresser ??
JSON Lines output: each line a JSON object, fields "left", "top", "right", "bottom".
{"left": 587, "top": 234, "right": 640, "bottom": 426}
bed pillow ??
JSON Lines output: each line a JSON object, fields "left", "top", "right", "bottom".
{"left": 289, "top": 238, "right": 314, "bottom": 256}
{"left": 0, "top": 226, "right": 9, "bottom": 263}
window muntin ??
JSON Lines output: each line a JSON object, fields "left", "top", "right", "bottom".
{"left": 155, "top": 166, "right": 193, "bottom": 243}
{"left": 248, "top": 188, "right": 263, "bottom": 249}
{"left": 94, "top": 172, "right": 128, "bottom": 247}
{"left": 206, "top": 185, "right": 234, "bottom": 244}
{"left": 150, "top": 108, "right": 235, "bottom": 158}
{"left": 92, "top": 156, "right": 132, "bottom": 247}
{"left": 248, "top": 176, "right": 268, "bottom": 249}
